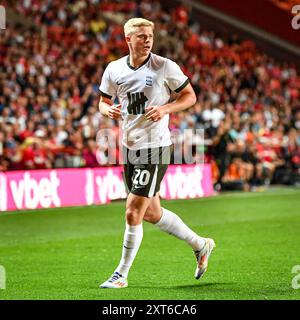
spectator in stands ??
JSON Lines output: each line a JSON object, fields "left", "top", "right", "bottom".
{"left": 83, "top": 138, "right": 99, "bottom": 168}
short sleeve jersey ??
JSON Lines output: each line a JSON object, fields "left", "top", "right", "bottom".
{"left": 99, "top": 53, "right": 189, "bottom": 150}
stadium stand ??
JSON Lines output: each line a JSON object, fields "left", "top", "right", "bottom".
{"left": 197, "top": 0, "right": 300, "bottom": 48}
{"left": 0, "top": 0, "right": 300, "bottom": 191}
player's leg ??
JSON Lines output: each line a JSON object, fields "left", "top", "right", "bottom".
{"left": 144, "top": 193, "right": 215, "bottom": 279}
{"left": 144, "top": 193, "right": 205, "bottom": 249}
{"left": 114, "top": 192, "right": 150, "bottom": 275}
{"left": 100, "top": 193, "right": 150, "bottom": 289}
{"left": 100, "top": 148, "right": 153, "bottom": 289}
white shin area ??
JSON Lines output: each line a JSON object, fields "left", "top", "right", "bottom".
{"left": 115, "top": 223, "right": 143, "bottom": 278}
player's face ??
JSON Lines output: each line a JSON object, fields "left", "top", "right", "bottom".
{"left": 127, "top": 26, "right": 153, "bottom": 56}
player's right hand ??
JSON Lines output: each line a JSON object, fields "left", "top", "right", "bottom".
{"left": 107, "top": 104, "right": 122, "bottom": 120}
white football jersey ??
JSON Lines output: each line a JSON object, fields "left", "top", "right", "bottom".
{"left": 99, "top": 53, "right": 189, "bottom": 150}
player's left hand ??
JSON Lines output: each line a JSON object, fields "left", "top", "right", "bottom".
{"left": 145, "top": 106, "right": 167, "bottom": 122}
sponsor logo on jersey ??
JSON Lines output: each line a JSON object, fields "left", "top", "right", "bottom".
{"left": 117, "top": 80, "right": 126, "bottom": 86}
{"left": 127, "top": 92, "right": 148, "bottom": 115}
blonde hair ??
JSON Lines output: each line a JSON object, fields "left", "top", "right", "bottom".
{"left": 124, "top": 18, "right": 154, "bottom": 36}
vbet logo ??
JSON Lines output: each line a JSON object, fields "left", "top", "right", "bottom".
{"left": 291, "top": 5, "right": 300, "bottom": 30}
{"left": 0, "top": 5, "right": 5, "bottom": 29}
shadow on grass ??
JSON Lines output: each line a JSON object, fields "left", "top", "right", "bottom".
{"left": 175, "top": 282, "right": 231, "bottom": 289}
{"left": 129, "top": 282, "right": 232, "bottom": 290}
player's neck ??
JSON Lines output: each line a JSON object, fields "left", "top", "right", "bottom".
{"left": 129, "top": 53, "right": 150, "bottom": 69}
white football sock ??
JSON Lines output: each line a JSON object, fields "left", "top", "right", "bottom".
{"left": 115, "top": 223, "right": 143, "bottom": 278}
{"left": 155, "top": 208, "right": 205, "bottom": 251}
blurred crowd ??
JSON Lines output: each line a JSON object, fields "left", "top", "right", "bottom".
{"left": 269, "top": 0, "right": 299, "bottom": 12}
{"left": 1, "top": 0, "right": 300, "bottom": 191}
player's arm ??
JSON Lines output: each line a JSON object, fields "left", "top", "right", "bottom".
{"left": 99, "top": 96, "right": 122, "bottom": 120}
{"left": 161, "top": 83, "right": 196, "bottom": 113}
{"left": 145, "top": 83, "right": 196, "bottom": 122}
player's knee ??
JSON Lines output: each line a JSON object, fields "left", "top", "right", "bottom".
{"left": 126, "top": 206, "right": 142, "bottom": 224}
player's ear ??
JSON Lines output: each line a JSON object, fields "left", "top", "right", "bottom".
{"left": 125, "top": 35, "right": 131, "bottom": 44}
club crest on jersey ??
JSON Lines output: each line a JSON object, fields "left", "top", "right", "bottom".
{"left": 145, "top": 76, "right": 153, "bottom": 87}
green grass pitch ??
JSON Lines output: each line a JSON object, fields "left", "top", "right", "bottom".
{"left": 0, "top": 187, "right": 300, "bottom": 300}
